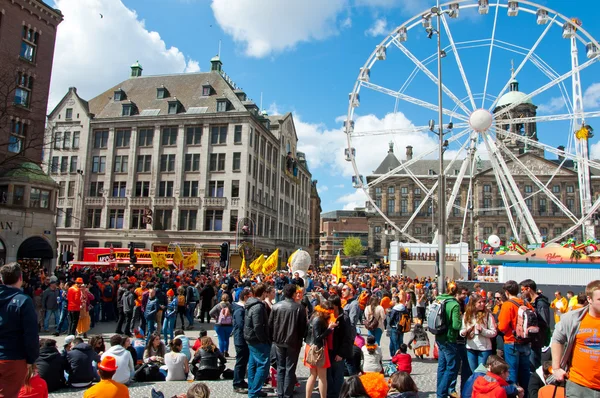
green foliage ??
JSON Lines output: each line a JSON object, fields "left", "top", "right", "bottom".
{"left": 343, "top": 237, "right": 365, "bottom": 258}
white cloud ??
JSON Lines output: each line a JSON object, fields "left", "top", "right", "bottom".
{"left": 49, "top": 0, "right": 200, "bottom": 109}
{"left": 584, "top": 83, "right": 600, "bottom": 109}
{"left": 537, "top": 97, "right": 565, "bottom": 114}
{"left": 336, "top": 190, "right": 368, "bottom": 210}
{"left": 591, "top": 141, "right": 600, "bottom": 160}
{"left": 365, "top": 18, "right": 388, "bottom": 37}
{"left": 334, "top": 184, "right": 345, "bottom": 188}
{"left": 341, "top": 16, "right": 353, "bottom": 29}
{"left": 355, "top": 0, "right": 430, "bottom": 14}
{"left": 318, "top": 185, "right": 329, "bottom": 194}
{"left": 211, "top": 0, "right": 347, "bottom": 58}
{"left": 267, "top": 102, "right": 281, "bottom": 115}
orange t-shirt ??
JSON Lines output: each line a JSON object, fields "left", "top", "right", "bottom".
{"left": 568, "top": 312, "right": 600, "bottom": 390}
{"left": 537, "top": 385, "right": 565, "bottom": 398}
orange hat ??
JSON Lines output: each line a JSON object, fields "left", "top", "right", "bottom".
{"left": 98, "top": 356, "right": 118, "bottom": 372}
{"left": 141, "top": 281, "right": 147, "bottom": 287}
{"left": 380, "top": 296, "right": 392, "bottom": 310}
{"left": 167, "top": 289, "right": 175, "bottom": 297}
{"left": 75, "top": 278, "right": 84, "bottom": 284}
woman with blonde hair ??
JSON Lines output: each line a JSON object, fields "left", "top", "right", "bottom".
{"left": 17, "top": 363, "right": 48, "bottom": 398}
{"left": 460, "top": 293, "right": 497, "bottom": 372}
{"left": 304, "top": 301, "right": 337, "bottom": 398}
{"left": 364, "top": 296, "right": 386, "bottom": 345}
{"left": 191, "top": 336, "right": 226, "bottom": 380}
{"left": 209, "top": 293, "right": 234, "bottom": 356}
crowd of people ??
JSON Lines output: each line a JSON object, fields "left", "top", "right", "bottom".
{"left": 0, "top": 260, "right": 598, "bottom": 398}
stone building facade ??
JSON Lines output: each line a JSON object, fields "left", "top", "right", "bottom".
{"left": 309, "top": 180, "right": 322, "bottom": 264}
{"left": 320, "top": 210, "right": 368, "bottom": 264}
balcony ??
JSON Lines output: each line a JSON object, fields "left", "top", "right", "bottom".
{"left": 230, "top": 198, "right": 240, "bottom": 208}
{"left": 130, "top": 197, "right": 151, "bottom": 206}
{"left": 84, "top": 197, "right": 104, "bottom": 206}
{"left": 204, "top": 196, "right": 227, "bottom": 207}
{"left": 154, "top": 197, "right": 175, "bottom": 207}
{"left": 57, "top": 198, "right": 74, "bottom": 207}
{"left": 179, "top": 197, "right": 201, "bottom": 207}
{"left": 106, "top": 197, "right": 127, "bottom": 207}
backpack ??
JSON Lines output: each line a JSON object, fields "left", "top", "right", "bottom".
{"left": 218, "top": 306, "right": 232, "bottom": 325}
{"left": 398, "top": 312, "right": 412, "bottom": 333}
{"left": 427, "top": 298, "right": 454, "bottom": 335}
{"left": 508, "top": 299, "right": 539, "bottom": 343}
{"left": 384, "top": 362, "right": 397, "bottom": 377}
{"left": 178, "top": 295, "right": 185, "bottom": 306}
{"left": 364, "top": 314, "right": 379, "bottom": 331}
{"left": 191, "top": 286, "right": 200, "bottom": 302}
{"left": 103, "top": 284, "right": 113, "bottom": 299}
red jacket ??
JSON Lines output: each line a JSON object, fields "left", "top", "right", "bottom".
{"left": 391, "top": 352, "right": 412, "bottom": 374}
{"left": 472, "top": 372, "right": 508, "bottom": 398}
{"left": 67, "top": 286, "right": 82, "bottom": 312}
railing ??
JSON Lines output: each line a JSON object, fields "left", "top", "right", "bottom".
{"left": 203, "top": 197, "right": 227, "bottom": 207}
{"left": 230, "top": 198, "right": 240, "bottom": 207}
{"left": 57, "top": 198, "right": 74, "bottom": 207}
{"left": 84, "top": 197, "right": 104, "bottom": 206}
{"left": 154, "top": 197, "right": 175, "bottom": 207}
{"left": 179, "top": 197, "right": 201, "bottom": 207}
{"left": 130, "top": 197, "right": 151, "bottom": 206}
{"left": 106, "top": 197, "right": 127, "bottom": 207}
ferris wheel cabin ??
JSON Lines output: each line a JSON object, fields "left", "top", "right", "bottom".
{"left": 359, "top": 67, "right": 370, "bottom": 82}
{"left": 376, "top": 45, "right": 386, "bottom": 60}
{"left": 587, "top": 43, "right": 600, "bottom": 59}
{"left": 562, "top": 22, "right": 576, "bottom": 39}
{"left": 478, "top": 0, "right": 489, "bottom": 15}
{"left": 396, "top": 26, "right": 407, "bottom": 42}
{"left": 448, "top": 3, "right": 460, "bottom": 18}
{"left": 507, "top": 1, "right": 519, "bottom": 17}
{"left": 536, "top": 9, "right": 548, "bottom": 25}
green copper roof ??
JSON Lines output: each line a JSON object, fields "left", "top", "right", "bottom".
{"left": 0, "top": 162, "right": 57, "bottom": 186}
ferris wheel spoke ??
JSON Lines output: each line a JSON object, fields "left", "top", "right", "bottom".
{"left": 350, "top": 122, "right": 470, "bottom": 138}
{"left": 441, "top": 15, "right": 476, "bottom": 111}
{"left": 366, "top": 127, "right": 471, "bottom": 188}
{"left": 481, "top": 0, "right": 501, "bottom": 109}
{"left": 547, "top": 194, "right": 600, "bottom": 244}
{"left": 494, "top": 57, "right": 600, "bottom": 120}
{"left": 495, "top": 110, "right": 600, "bottom": 125}
{"left": 361, "top": 81, "right": 469, "bottom": 121}
{"left": 364, "top": 193, "right": 423, "bottom": 244}
{"left": 391, "top": 38, "right": 472, "bottom": 116}
{"left": 488, "top": 17, "right": 556, "bottom": 111}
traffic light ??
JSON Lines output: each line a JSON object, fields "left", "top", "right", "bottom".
{"left": 129, "top": 242, "right": 137, "bottom": 265}
{"left": 220, "top": 242, "right": 230, "bottom": 269}
{"left": 66, "top": 251, "right": 74, "bottom": 263}
{"left": 435, "top": 250, "right": 440, "bottom": 276}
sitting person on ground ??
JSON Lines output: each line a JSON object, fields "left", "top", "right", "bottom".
{"left": 165, "top": 338, "right": 189, "bottom": 381}
{"left": 339, "top": 373, "right": 389, "bottom": 398}
{"left": 529, "top": 361, "right": 565, "bottom": 398}
{"left": 392, "top": 344, "right": 412, "bottom": 374}
{"left": 463, "top": 355, "right": 521, "bottom": 398}
{"left": 66, "top": 337, "right": 101, "bottom": 388}
{"left": 388, "top": 371, "right": 419, "bottom": 398}
{"left": 61, "top": 335, "right": 75, "bottom": 361}
{"left": 173, "top": 329, "right": 192, "bottom": 360}
{"left": 191, "top": 328, "right": 208, "bottom": 352}
{"left": 151, "top": 382, "right": 211, "bottom": 398}
{"left": 143, "top": 332, "right": 166, "bottom": 365}
{"left": 122, "top": 336, "right": 138, "bottom": 366}
{"left": 361, "top": 335, "right": 383, "bottom": 373}
{"left": 131, "top": 328, "right": 146, "bottom": 365}
{"left": 36, "top": 338, "right": 67, "bottom": 392}
{"left": 18, "top": 363, "right": 48, "bottom": 398}
{"left": 407, "top": 323, "right": 430, "bottom": 359}
{"left": 471, "top": 356, "right": 524, "bottom": 398}
{"left": 191, "top": 336, "right": 226, "bottom": 380}
{"left": 83, "top": 356, "right": 130, "bottom": 398}
{"left": 101, "top": 335, "right": 135, "bottom": 385}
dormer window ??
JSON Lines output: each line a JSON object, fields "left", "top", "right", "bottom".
{"left": 122, "top": 104, "right": 134, "bottom": 116}
{"left": 216, "top": 99, "right": 229, "bottom": 112}
{"left": 428, "top": 169, "right": 436, "bottom": 175}
{"left": 168, "top": 99, "right": 181, "bottom": 115}
{"left": 157, "top": 86, "right": 168, "bottom": 99}
{"left": 114, "top": 89, "right": 125, "bottom": 101}
{"left": 203, "top": 85, "right": 213, "bottom": 96}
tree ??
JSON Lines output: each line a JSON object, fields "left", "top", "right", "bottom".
{"left": 343, "top": 237, "right": 365, "bottom": 262}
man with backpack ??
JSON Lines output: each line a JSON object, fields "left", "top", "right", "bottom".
{"left": 519, "top": 279, "right": 551, "bottom": 370}
{"left": 232, "top": 287, "right": 252, "bottom": 393}
{"left": 428, "top": 282, "right": 462, "bottom": 398}
{"left": 186, "top": 282, "right": 199, "bottom": 330}
{"left": 498, "top": 280, "right": 536, "bottom": 397}
{"left": 388, "top": 296, "right": 410, "bottom": 358}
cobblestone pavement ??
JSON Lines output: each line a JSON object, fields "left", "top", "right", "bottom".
{"left": 46, "top": 319, "right": 444, "bottom": 397}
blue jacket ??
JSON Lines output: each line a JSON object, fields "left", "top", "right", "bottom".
{"left": 165, "top": 297, "right": 178, "bottom": 318}
{"left": 232, "top": 302, "right": 246, "bottom": 346}
{"left": 0, "top": 285, "right": 39, "bottom": 363}
{"left": 144, "top": 297, "right": 158, "bottom": 320}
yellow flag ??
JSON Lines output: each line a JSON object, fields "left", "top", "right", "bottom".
{"left": 249, "top": 254, "right": 265, "bottom": 274}
{"left": 183, "top": 251, "right": 198, "bottom": 270}
{"left": 331, "top": 251, "right": 342, "bottom": 283}
{"left": 151, "top": 252, "right": 168, "bottom": 269}
{"left": 262, "top": 248, "right": 279, "bottom": 275}
{"left": 240, "top": 253, "right": 248, "bottom": 277}
{"left": 173, "top": 245, "right": 184, "bottom": 266}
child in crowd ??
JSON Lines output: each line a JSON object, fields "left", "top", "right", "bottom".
{"left": 392, "top": 344, "right": 412, "bottom": 374}
{"left": 361, "top": 335, "right": 383, "bottom": 373}
{"left": 406, "top": 324, "right": 430, "bottom": 359}
{"left": 471, "top": 356, "right": 524, "bottom": 398}
{"left": 389, "top": 371, "right": 419, "bottom": 398}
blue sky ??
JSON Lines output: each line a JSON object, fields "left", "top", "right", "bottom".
{"left": 48, "top": 0, "right": 600, "bottom": 212}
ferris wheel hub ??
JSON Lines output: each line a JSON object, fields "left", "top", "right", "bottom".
{"left": 469, "top": 108, "right": 494, "bottom": 133}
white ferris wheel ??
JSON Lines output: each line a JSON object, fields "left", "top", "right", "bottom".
{"left": 344, "top": 0, "right": 600, "bottom": 247}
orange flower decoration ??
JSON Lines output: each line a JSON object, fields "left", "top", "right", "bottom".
{"left": 359, "top": 372, "right": 389, "bottom": 398}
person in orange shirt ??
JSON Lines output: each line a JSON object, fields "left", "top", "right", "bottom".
{"left": 133, "top": 282, "right": 148, "bottom": 333}
{"left": 550, "top": 291, "right": 568, "bottom": 324}
{"left": 83, "top": 356, "right": 129, "bottom": 398}
{"left": 67, "top": 278, "right": 83, "bottom": 336}
{"left": 551, "top": 280, "right": 600, "bottom": 397}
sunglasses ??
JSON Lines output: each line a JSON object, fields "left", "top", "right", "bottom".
{"left": 495, "top": 297, "right": 502, "bottom": 299}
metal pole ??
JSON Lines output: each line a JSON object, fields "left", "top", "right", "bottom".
{"left": 437, "top": 11, "right": 446, "bottom": 293}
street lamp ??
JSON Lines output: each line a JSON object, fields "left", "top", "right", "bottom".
{"left": 425, "top": 5, "right": 454, "bottom": 293}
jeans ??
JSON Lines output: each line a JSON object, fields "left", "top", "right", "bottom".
{"left": 326, "top": 356, "right": 345, "bottom": 398}
{"left": 436, "top": 340, "right": 459, "bottom": 398}
{"left": 68, "top": 311, "right": 80, "bottom": 336}
{"left": 504, "top": 343, "right": 531, "bottom": 397}
{"left": 162, "top": 316, "right": 175, "bottom": 343}
{"left": 101, "top": 301, "right": 113, "bottom": 321}
{"left": 466, "top": 349, "right": 491, "bottom": 373}
{"left": 247, "top": 343, "right": 270, "bottom": 398}
{"left": 368, "top": 328, "right": 383, "bottom": 345}
{"left": 186, "top": 302, "right": 197, "bottom": 326}
{"left": 274, "top": 344, "right": 301, "bottom": 398}
{"left": 389, "top": 329, "right": 404, "bottom": 357}
{"left": 44, "top": 309, "right": 60, "bottom": 331}
{"left": 453, "top": 342, "right": 471, "bottom": 396}
{"left": 116, "top": 308, "right": 126, "bottom": 334}
{"left": 215, "top": 325, "right": 233, "bottom": 353}
{"left": 58, "top": 307, "right": 69, "bottom": 333}
{"left": 233, "top": 344, "right": 249, "bottom": 387}
{"left": 145, "top": 317, "right": 156, "bottom": 343}
{"left": 567, "top": 379, "right": 600, "bottom": 398}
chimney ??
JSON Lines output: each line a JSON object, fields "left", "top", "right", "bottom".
{"left": 557, "top": 145, "right": 565, "bottom": 162}
{"left": 406, "top": 146, "right": 413, "bottom": 161}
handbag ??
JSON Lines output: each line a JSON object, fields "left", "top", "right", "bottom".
{"left": 306, "top": 344, "right": 325, "bottom": 367}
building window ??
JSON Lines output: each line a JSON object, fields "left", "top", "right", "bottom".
{"left": 387, "top": 199, "right": 395, "bottom": 214}
{"left": 388, "top": 186, "right": 395, "bottom": 194}
{"left": 138, "top": 128, "right": 154, "bottom": 146}
{"left": 231, "top": 180, "right": 240, "bottom": 198}
{"left": 483, "top": 198, "right": 492, "bottom": 209}
{"left": 157, "top": 87, "right": 167, "bottom": 99}
{"left": 160, "top": 154, "right": 176, "bottom": 172}
{"left": 54, "top": 131, "right": 62, "bottom": 150}
{"left": 8, "top": 120, "right": 26, "bottom": 153}
{"left": 208, "top": 181, "right": 224, "bottom": 197}
{"left": 202, "top": 85, "right": 211, "bottom": 96}
{"left": 63, "top": 132, "right": 71, "bottom": 149}
{"left": 234, "top": 125, "right": 242, "bottom": 143}
{"left": 230, "top": 210, "right": 238, "bottom": 232}
{"left": 92, "top": 156, "right": 106, "bottom": 173}
{"left": 58, "top": 181, "right": 66, "bottom": 197}
{"left": 114, "top": 155, "right": 128, "bottom": 173}
{"left": 86, "top": 209, "right": 102, "bottom": 228}
{"left": 65, "top": 108, "right": 73, "bottom": 119}
{"left": 167, "top": 101, "right": 179, "bottom": 115}
{"left": 69, "top": 156, "right": 77, "bottom": 173}
{"left": 60, "top": 156, "right": 68, "bottom": 173}
{"left": 131, "top": 209, "right": 145, "bottom": 229}
{"left": 186, "top": 127, "right": 202, "bottom": 145}
{"left": 94, "top": 130, "right": 109, "bottom": 148}
{"left": 122, "top": 104, "right": 134, "bottom": 116}
{"left": 179, "top": 210, "right": 197, "bottom": 230}
{"left": 135, "top": 181, "right": 150, "bottom": 197}
{"left": 554, "top": 227, "right": 562, "bottom": 236}
{"left": 483, "top": 184, "right": 492, "bottom": 193}
{"left": 72, "top": 132, "right": 80, "bottom": 149}
{"left": 209, "top": 153, "right": 226, "bottom": 171}
{"left": 65, "top": 208, "right": 73, "bottom": 228}
{"left": 401, "top": 199, "right": 408, "bottom": 213}
{"left": 205, "top": 210, "right": 223, "bottom": 231}
{"left": 112, "top": 182, "right": 126, "bottom": 197}
{"left": 161, "top": 127, "right": 178, "bottom": 146}
{"left": 484, "top": 227, "right": 493, "bottom": 235}
{"left": 566, "top": 185, "right": 574, "bottom": 193}
{"left": 414, "top": 227, "right": 422, "bottom": 235}
{"left": 108, "top": 209, "right": 125, "bottom": 229}
{"left": 210, "top": 125, "right": 227, "bottom": 145}
{"left": 115, "top": 129, "right": 131, "bottom": 147}
{"left": 525, "top": 185, "right": 533, "bottom": 193}
{"left": 67, "top": 181, "right": 75, "bottom": 197}
{"left": 414, "top": 188, "right": 421, "bottom": 195}
{"left": 567, "top": 198, "right": 575, "bottom": 211}
{"left": 499, "top": 226, "right": 506, "bottom": 234}
{"left": 540, "top": 227, "right": 548, "bottom": 236}
{"left": 154, "top": 209, "right": 172, "bottom": 230}
{"left": 136, "top": 155, "right": 151, "bottom": 172}
{"left": 29, "top": 188, "right": 49, "bottom": 208}
{"left": 184, "top": 154, "right": 200, "bottom": 172}
{"left": 375, "top": 187, "right": 382, "bottom": 195}
{"left": 50, "top": 157, "right": 59, "bottom": 174}
{"left": 182, "top": 181, "right": 198, "bottom": 197}
{"left": 525, "top": 198, "right": 533, "bottom": 210}
{"left": 216, "top": 100, "right": 228, "bottom": 112}
{"left": 14, "top": 73, "right": 32, "bottom": 107}
{"left": 20, "top": 27, "right": 38, "bottom": 62}
{"left": 539, "top": 198, "right": 547, "bottom": 214}
{"left": 232, "top": 152, "right": 241, "bottom": 171}
{"left": 114, "top": 90, "right": 123, "bottom": 101}
{"left": 552, "top": 185, "right": 560, "bottom": 193}
{"left": 89, "top": 182, "right": 104, "bottom": 197}
{"left": 158, "top": 181, "right": 174, "bottom": 197}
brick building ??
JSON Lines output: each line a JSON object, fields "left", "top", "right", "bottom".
{"left": 319, "top": 209, "right": 368, "bottom": 265}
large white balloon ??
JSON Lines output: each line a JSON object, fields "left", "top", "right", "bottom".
{"left": 488, "top": 234, "right": 501, "bottom": 248}
{"left": 290, "top": 249, "right": 311, "bottom": 278}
